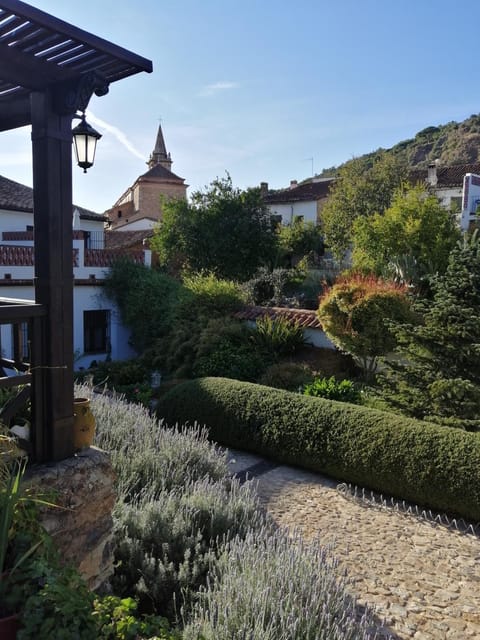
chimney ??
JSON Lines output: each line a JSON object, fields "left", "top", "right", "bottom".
{"left": 260, "top": 182, "right": 268, "bottom": 197}
{"left": 427, "top": 162, "right": 438, "bottom": 187}
{"left": 290, "top": 180, "right": 298, "bottom": 190}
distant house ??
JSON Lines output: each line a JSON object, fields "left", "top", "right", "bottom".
{"left": 261, "top": 177, "right": 335, "bottom": 226}
{"left": 106, "top": 124, "right": 187, "bottom": 231}
{"left": 409, "top": 161, "right": 480, "bottom": 230}
{"left": 0, "top": 175, "right": 151, "bottom": 370}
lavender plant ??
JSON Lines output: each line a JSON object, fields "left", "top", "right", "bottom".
{"left": 112, "top": 477, "right": 262, "bottom": 618}
{"left": 183, "top": 527, "right": 383, "bottom": 640}
{"left": 80, "top": 385, "right": 228, "bottom": 499}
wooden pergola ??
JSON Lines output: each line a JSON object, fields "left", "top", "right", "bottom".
{"left": 0, "top": 0, "right": 152, "bottom": 461}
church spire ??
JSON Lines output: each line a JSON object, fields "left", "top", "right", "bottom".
{"left": 148, "top": 123, "right": 173, "bottom": 170}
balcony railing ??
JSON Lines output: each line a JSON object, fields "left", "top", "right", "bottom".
{"left": 0, "top": 297, "right": 46, "bottom": 461}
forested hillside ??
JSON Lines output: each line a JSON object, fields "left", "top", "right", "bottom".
{"left": 318, "top": 113, "right": 480, "bottom": 177}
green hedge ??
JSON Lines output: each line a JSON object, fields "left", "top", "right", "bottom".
{"left": 157, "top": 377, "right": 480, "bottom": 522}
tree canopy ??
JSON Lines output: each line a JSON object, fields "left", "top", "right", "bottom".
{"left": 379, "top": 232, "right": 480, "bottom": 430}
{"left": 351, "top": 185, "right": 460, "bottom": 282}
{"left": 321, "top": 153, "right": 407, "bottom": 260}
{"left": 317, "top": 275, "right": 413, "bottom": 377}
{"left": 151, "top": 175, "right": 277, "bottom": 281}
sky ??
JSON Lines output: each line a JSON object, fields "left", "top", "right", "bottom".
{"left": 3, "top": 0, "right": 480, "bottom": 213}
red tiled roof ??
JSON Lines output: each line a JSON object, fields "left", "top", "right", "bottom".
{"left": 105, "top": 229, "right": 154, "bottom": 250}
{"left": 264, "top": 179, "right": 334, "bottom": 204}
{"left": 409, "top": 163, "right": 480, "bottom": 188}
{"left": 0, "top": 175, "right": 105, "bottom": 219}
{"left": 234, "top": 305, "right": 322, "bottom": 330}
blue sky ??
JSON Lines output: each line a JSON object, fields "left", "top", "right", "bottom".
{"left": 3, "top": 0, "right": 480, "bottom": 212}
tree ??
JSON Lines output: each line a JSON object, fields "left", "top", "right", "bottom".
{"left": 321, "top": 152, "right": 407, "bottom": 260}
{"left": 352, "top": 185, "right": 460, "bottom": 282}
{"left": 379, "top": 232, "right": 480, "bottom": 430}
{"left": 317, "top": 275, "right": 413, "bottom": 377}
{"left": 276, "top": 219, "right": 324, "bottom": 267}
{"left": 151, "top": 175, "right": 277, "bottom": 281}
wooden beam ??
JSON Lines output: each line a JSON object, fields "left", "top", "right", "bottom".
{"left": 31, "top": 88, "right": 74, "bottom": 462}
{"left": 0, "top": 41, "right": 74, "bottom": 90}
{"left": 0, "top": 1, "right": 152, "bottom": 75}
{"left": 0, "top": 94, "right": 31, "bottom": 131}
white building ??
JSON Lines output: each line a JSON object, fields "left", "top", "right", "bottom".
{"left": 261, "top": 177, "right": 335, "bottom": 226}
{"left": 409, "top": 161, "right": 480, "bottom": 230}
{"left": 0, "top": 175, "right": 151, "bottom": 370}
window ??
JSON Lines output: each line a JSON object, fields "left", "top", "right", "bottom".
{"left": 84, "top": 310, "right": 110, "bottom": 353}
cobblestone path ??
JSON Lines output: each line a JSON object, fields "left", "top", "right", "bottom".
{"left": 227, "top": 450, "right": 480, "bottom": 640}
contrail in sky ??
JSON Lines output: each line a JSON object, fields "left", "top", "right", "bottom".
{"left": 88, "top": 111, "right": 144, "bottom": 160}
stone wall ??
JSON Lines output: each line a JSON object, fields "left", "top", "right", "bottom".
{"left": 26, "top": 447, "right": 116, "bottom": 590}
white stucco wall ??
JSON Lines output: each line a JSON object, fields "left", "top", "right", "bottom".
{"left": 0, "top": 210, "right": 33, "bottom": 232}
{"left": 267, "top": 200, "right": 317, "bottom": 225}
{"left": 0, "top": 285, "right": 137, "bottom": 369}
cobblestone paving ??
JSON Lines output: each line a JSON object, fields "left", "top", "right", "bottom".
{"left": 227, "top": 450, "right": 480, "bottom": 640}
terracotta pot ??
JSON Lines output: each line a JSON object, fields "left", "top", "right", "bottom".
{"left": 73, "top": 398, "right": 96, "bottom": 450}
{"left": 0, "top": 611, "right": 19, "bottom": 639}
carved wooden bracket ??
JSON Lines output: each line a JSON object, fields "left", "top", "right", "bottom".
{"left": 52, "top": 71, "right": 109, "bottom": 116}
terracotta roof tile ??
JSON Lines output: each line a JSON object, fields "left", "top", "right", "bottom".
{"left": 0, "top": 175, "right": 105, "bottom": 219}
{"left": 264, "top": 179, "right": 334, "bottom": 204}
{"left": 409, "top": 163, "right": 480, "bottom": 188}
{"left": 234, "top": 305, "right": 323, "bottom": 330}
{"left": 105, "top": 230, "right": 154, "bottom": 250}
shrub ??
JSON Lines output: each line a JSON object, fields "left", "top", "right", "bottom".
{"left": 104, "top": 261, "right": 182, "bottom": 352}
{"left": 158, "top": 377, "right": 480, "bottom": 522}
{"left": 87, "top": 387, "right": 261, "bottom": 621}
{"left": 76, "top": 359, "right": 150, "bottom": 388}
{"left": 19, "top": 563, "right": 96, "bottom": 640}
{"left": 303, "top": 376, "right": 360, "bottom": 403}
{"left": 182, "top": 272, "right": 245, "bottom": 316}
{"left": 93, "top": 596, "right": 180, "bottom": 639}
{"left": 258, "top": 362, "right": 313, "bottom": 391}
{"left": 242, "top": 267, "right": 293, "bottom": 306}
{"left": 183, "top": 527, "right": 378, "bottom": 640}
{"left": 253, "top": 315, "right": 306, "bottom": 358}
{"left": 318, "top": 274, "right": 414, "bottom": 377}
{"left": 149, "top": 273, "right": 245, "bottom": 377}
{"left": 112, "top": 478, "right": 261, "bottom": 618}
{"left": 193, "top": 318, "right": 266, "bottom": 381}
{"left": 85, "top": 386, "right": 228, "bottom": 499}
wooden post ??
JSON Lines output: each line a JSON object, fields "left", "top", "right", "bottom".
{"left": 30, "top": 90, "right": 74, "bottom": 462}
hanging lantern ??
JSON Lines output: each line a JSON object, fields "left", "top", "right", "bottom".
{"left": 72, "top": 113, "right": 102, "bottom": 172}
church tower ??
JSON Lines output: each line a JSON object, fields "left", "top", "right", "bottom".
{"left": 106, "top": 123, "right": 187, "bottom": 231}
{"left": 147, "top": 124, "right": 173, "bottom": 171}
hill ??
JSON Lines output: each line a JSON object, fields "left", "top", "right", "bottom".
{"left": 317, "top": 113, "right": 480, "bottom": 177}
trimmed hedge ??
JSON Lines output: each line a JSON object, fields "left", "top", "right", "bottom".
{"left": 157, "top": 377, "right": 480, "bottom": 522}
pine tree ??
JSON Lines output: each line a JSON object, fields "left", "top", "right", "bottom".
{"left": 379, "top": 232, "right": 480, "bottom": 430}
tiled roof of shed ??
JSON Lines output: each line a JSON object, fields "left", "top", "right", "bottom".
{"left": 409, "top": 163, "right": 480, "bottom": 188}
{"left": 105, "top": 229, "right": 153, "bottom": 250}
{"left": 0, "top": 175, "right": 104, "bottom": 219}
{"left": 264, "top": 179, "right": 334, "bottom": 204}
{"left": 234, "top": 305, "right": 323, "bottom": 330}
